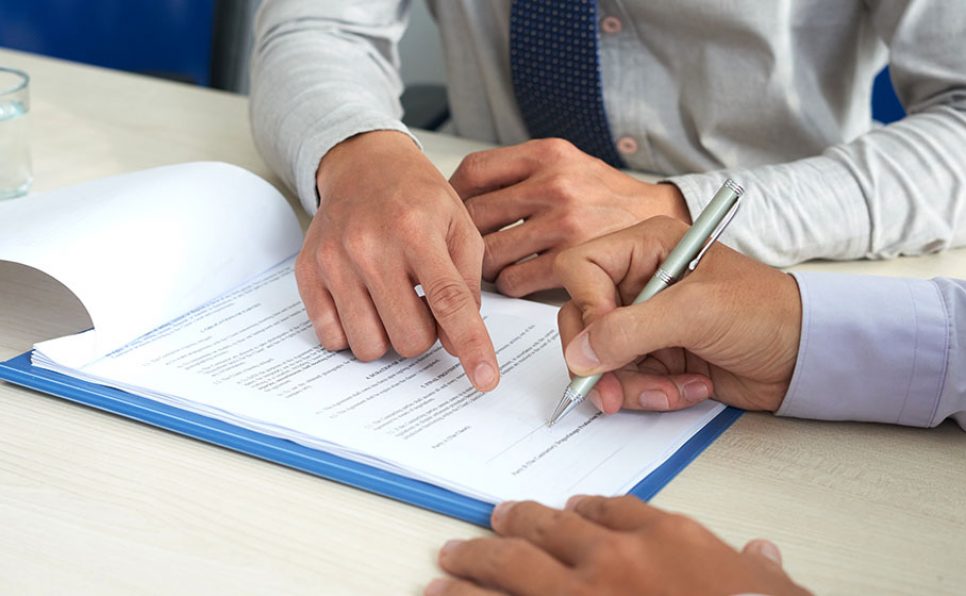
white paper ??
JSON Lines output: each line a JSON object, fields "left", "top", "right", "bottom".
{"left": 0, "top": 162, "right": 302, "bottom": 363}
{"left": 35, "top": 259, "right": 723, "bottom": 506}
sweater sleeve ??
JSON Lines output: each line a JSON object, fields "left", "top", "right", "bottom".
{"left": 249, "top": 0, "right": 419, "bottom": 215}
{"left": 668, "top": 0, "right": 966, "bottom": 267}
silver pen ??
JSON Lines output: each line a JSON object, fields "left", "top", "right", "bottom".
{"left": 548, "top": 178, "right": 745, "bottom": 427}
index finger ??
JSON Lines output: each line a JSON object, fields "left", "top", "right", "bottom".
{"left": 449, "top": 143, "right": 539, "bottom": 199}
{"left": 553, "top": 219, "right": 685, "bottom": 325}
{"left": 413, "top": 245, "right": 499, "bottom": 392}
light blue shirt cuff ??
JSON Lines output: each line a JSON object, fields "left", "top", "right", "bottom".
{"left": 778, "top": 272, "right": 949, "bottom": 427}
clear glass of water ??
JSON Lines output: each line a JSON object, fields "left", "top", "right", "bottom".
{"left": 0, "top": 67, "right": 32, "bottom": 199}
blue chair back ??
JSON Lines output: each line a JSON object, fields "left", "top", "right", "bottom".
{"left": 872, "top": 67, "right": 905, "bottom": 124}
{"left": 0, "top": 1, "right": 215, "bottom": 86}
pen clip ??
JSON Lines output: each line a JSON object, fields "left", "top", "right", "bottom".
{"left": 687, "top": 198, "right": 742, "bottom": 272}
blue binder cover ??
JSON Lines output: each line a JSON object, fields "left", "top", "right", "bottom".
{"left": 0, "top": 351, "right": 742, "bottom": 527}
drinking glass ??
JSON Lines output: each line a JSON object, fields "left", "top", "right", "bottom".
{"left": 0, "top": 67, "right": 32, "bottom": 199}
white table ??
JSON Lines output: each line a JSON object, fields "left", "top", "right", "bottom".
{"left": 1, "top": 48, "right": 964, "bottom": 595}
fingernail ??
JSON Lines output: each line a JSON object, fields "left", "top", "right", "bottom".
{"left": 473, "top": 362, "right": 497, "bottom": 390}
{"left": 491, "top": 500, "right": 516, "bottom": 525}
{"left": 639, "top": 390, "right": 669, "bottom": 410}
{"left": 758, "top": 540, "right": 783, "bottom": 565}
{"left": 682, "top": 380, "right": 710, "bottom": 403}
{"left": 440, "top": 539, "right": 463, "bottom": 558}
{"left": 424, "top": 578, "right": 448, "bottom": 596}
{"left": 587, "top": 389, "right": 602, "bottom": 411}
{"left": 564, "top": 494, "right": 587, "bottom": 510}
{"left": 569, "top": 332, "right": 600, "bottom": 371}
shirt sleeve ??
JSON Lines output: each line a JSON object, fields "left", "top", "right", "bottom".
{"left": 666, "top": 0, "right": 966, "bottom": 267}
{"left": 249, "top": 0, "right": 418, "bottom": 215}
{"left": 778, "top": 272, "right": 965, "bottom": 430}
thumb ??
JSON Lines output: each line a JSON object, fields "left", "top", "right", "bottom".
{"left": 564, "top": 290, "right": 694, "bottom": 375}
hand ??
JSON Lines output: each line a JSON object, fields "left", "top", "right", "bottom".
{"left": 297, "top": 131, "right": 499, "bottom": 391}
{"left": 554, "top": 216, "right": 801, "bottom": 414}
{"left": 449, "top": 138, "right": 691, "bottom": 298}
{"left": 427, "top": 496, "right": 810, "bottom": 595}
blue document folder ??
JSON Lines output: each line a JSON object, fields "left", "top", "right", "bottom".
{"left": 0, "top": 351, "right": 742, "bottom": 527}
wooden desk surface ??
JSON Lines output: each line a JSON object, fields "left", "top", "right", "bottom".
{"left": 1, "top": 48, "right": 964, "bottom": 595}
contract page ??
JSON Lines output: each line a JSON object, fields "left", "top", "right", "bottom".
{"left": 36, "top": 259, "right": 723, "bottom": 506}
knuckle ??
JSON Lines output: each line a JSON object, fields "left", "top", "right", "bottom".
{"left": 394, "top": 207, "right": 428, "bottom": 237}
{"left": 314, "top": 239, "right": 343, "bottom": 271}
{"left": 425, "top": 278, "right": 474, "bottom": 321}
{"left": 573, "top": 495, "right": 607, "bottom": 521}
{"left": 294, "top": 250, "right": 317, "bottom": 282}
{"left": 614, "top": 494, "right": 642, "bottom": 509}
{"left": 352, "top": 337, "right": 389, "bottom": 362}
{"left": 544, "top": 173, "right": 572, "bottom": 198}
{"left": 482, "top": 232, "right": 505, "bottom": 261}
{"left": 590, "top": 495, "right": 620, "bottom": 518}
{"left": 463, "top": 197, "right": 480, "bottom": 222}
{"left": 608, "top": 535, "right": 644, "bottom": 568}
{"left": 655, "top": 512, "right": 704, "bottom": 539}
{"left": 454, "top": 152, "right": 486, "bottom": 187}
{"left": 481, "top": 242, "right": 504, "bottom": 281}
{"left": 477, "top": 538, "right": 528, "bottom": 579}
{"left": 557, "top": 211, "right": 584, "bottom": 236}
{"left": 313, "top": 313, "right": 345, "bottom": 346}
{"left": 342, "top": 225, "right": 380, "bottom": 261}
{"left": 393, "top": 326, "right": 436, "bottom": 358}
{"left": 498, "top": 537, "right": 531, "bottom": 563}
{"left": 495, "top": 268, "right": 524, "bottom": 297}
{"left": 530, "top": 510, "right": 565, "bottom": 545}
{"left": 538, "top": 137, "right": 575, "bottom": 159}
{"left": 552, "top": 248, "right": 579, "bottom": 281}
{"left": 466, "top": 229, "right": 486, "bottom": 257}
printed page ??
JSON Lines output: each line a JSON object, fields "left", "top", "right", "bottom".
{"left": 0, "top": 162, "right": 302, "bottom": 363}
{"left": 36, "top": 259, "right": 723, "bottom": 506}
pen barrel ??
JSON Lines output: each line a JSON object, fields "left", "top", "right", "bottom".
{"left": 660, "top": 180, "right": 743, "bottom": 281}
{"left": 567, "top": 373, "right": 603, "bottom": 402}
{"left": 631, "top": 274, "right": 671, "bottom": 306}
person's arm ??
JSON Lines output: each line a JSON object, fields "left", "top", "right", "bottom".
{"left": 779, "top": 274, "right": 966, "bottom": 430}
{"left": 667, "top": 0, "right": 966, "bottom": 266}
{"left": 250, "top": 1, "right": 499, "bottom": 390}
{"left": 553, "top": 218, "right": 966, "bottom": 430}
{"left": 250, "top": 0, "right": 416, "bottom": 214}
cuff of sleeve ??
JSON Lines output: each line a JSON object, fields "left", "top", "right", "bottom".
{"left": 778, "top": 272, "right": 949, "bottom": 427}
{"left": 662, "top": 174, "right": 709, "bottom": 226}
{"left": 294, "top": 108, "right": 420, "bottom": 215}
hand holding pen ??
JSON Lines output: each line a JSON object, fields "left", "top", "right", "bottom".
{"left": 549, "top": 181, "right": 804, "bottom": 424}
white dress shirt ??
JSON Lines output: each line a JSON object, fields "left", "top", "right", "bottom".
{"left": 250, "top": 0, "right": 966, "bottom": 267}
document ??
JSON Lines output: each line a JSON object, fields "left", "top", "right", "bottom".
{"left": 3, "top": 163, "right": 724, "bottom": 508}
{"left": 35, "top": 257, "right": 722, "bottom": 504}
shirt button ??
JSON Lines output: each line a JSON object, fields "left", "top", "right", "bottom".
{"left": 616, "top": 136, "right": 639, "bottom": 155}
{"left": 601, "top": 16, "right": 623, "bottom": 34}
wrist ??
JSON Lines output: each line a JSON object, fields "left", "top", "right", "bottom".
{"left": 654, "top": 182, "right": 692, "bottom": 224}
{"left": 316, "top": 130, "right": 421, "bottom": 194}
